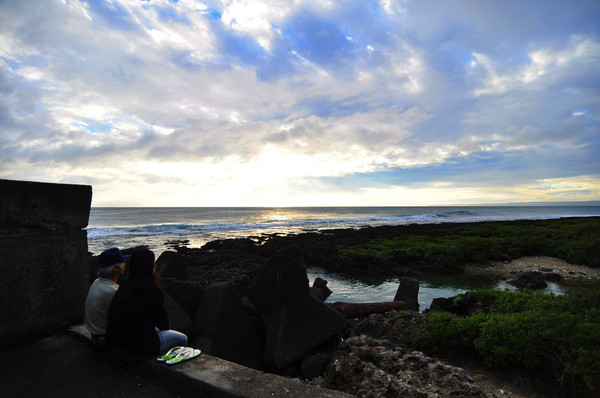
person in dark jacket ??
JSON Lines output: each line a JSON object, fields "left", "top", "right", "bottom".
{"left": 106, "top": 247, "right": 187, "bottom": 359}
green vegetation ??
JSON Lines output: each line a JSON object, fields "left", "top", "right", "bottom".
{"left": 410, "top": 287, "right": 600, "bottom": 395}
{"left": 338, "top": 217, "right": 600, "bottom": 268}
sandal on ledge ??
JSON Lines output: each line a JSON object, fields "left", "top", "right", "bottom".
{"left": 156, "top": 346, "right": 185, "bottom": 362}
{"left": 166, "top": 347, "right": 201, "bottom": 365}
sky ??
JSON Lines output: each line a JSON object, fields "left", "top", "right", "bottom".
{"left": 1, "top": 0, "right": 599, "bottom": 207}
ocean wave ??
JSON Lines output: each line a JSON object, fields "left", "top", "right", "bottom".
{"left": 87, "top": 214, "right": 447, "bottom": 239}
{"left": 435, "top": 210, "right": 475, "bottom": 217}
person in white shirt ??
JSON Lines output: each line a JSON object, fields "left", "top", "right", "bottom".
{"left": 84, "top": 247, "right": 129, "bottom": 348}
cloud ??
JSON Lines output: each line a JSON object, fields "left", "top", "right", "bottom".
{"left": 0, "top": 0, "right": 599, "bottom": 205}
{"left": 471, "top": 37, "right": 600, "bottom": 96}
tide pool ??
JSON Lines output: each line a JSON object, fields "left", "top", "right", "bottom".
{"left": 307, "top": 268, "right": 563, "bottom": 311}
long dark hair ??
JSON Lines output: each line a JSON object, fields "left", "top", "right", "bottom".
{"left": 128, "top": 247, "right": 156, "bottom": 281}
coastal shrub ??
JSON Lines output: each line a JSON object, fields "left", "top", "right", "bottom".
{"left": 338, "top": 218, "right": 600, "bottom": 269}
{"left": 413, "top": 288, "right": 600, "bottom": 395}
{"left": 413, "top": 311, "right": 460, "bottom": 356}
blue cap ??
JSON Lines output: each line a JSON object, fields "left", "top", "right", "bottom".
{"left": 98, "top": 247, "right": 130, "bottom": 268}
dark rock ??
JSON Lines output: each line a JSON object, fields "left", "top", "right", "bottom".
{"left": 161, "top": 278, "right": 204, "bottom": 320}
{"left": 165, "top": 239, "right": 189, "bottom": 250}
{"left": 301, "top": 352, "right": 333, "bottom": 380}
{"left": 430, "top": 296, "right": 454, "bottom": 311}
{"left": 201, "top": 238, "right": 259, "bottom": 252}
{"left": 509, "top": 271, "right": 548, "bottom": 290}
{"left": 240, "top": 296, "right": 267, "bottom": 346}
{"left": 544, "top": 272, "right": 563, "bottom": 282}
{"left": 156, "top": 251, "right": 188, "bottom": 280}
{"left": 192, "top": 282, "right": 263, "bottom": 370}
{"left": 232, "top": 274, "right": 251, "bottom": 296}
{"left": 394, "top": 277, "right": 419, "bottom": 311}
{"left": 429, "top": 292, "right": 481, "bottom": 316}
{"left": 329, "top": 301, "right": 406, "bottom": 318}
{"left": 309, "top": 287, "right": 325, "bottom": 301}
{"left": 303, "top": 242, "right": 340, "bottom": 268}
{"left": 263, "top": 294, "right": 346, "bottom": 370}
{"left": 429, "top": 292, "right": 483, "bottom": 316}
{"left": 246, "top": 245, "right": 309, "bottom": 317}
{"left": 319, "top": 335, "right": 489, "bottom": 398}
{"left": 311, "top": 278, "right": 333, "bottom": 301}
{"left": 179, "top": 250, "right": 266, "bottom": 291}
{"left": 337, "top": 254, "right": 386, "bottom": 274}
{"left": 163, "top": 291, "right": 195, "bottom": 338}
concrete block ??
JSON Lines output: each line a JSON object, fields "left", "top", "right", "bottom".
{"left": 394, "top": 276, "right": 420, "bottom": 311}
{"left": 0, "top": 179, "right": 92, "bottom": 230}
{"left": 264, "top": 295, "right": 347, "bottom": 370}
{"left": 0, "top": 230, "right": 89, "bottom": 349}
{"left": 193, "top": 282, "right": 264, "bottom": 370}
{"left": 246, "top": 245, "right": 309, "bottom": 317}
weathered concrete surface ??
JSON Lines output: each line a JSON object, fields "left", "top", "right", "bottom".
{"left": 0, "top": 231, "right": 89, "bottom": 349}
{"left": 0, "top": 179, "right": 91, "bottom": 230}
{"left": 70, "top": 324, "right": 356, "bottom": 398}
{"left": 0, "top": 179, "right": 92, "bottom": 350}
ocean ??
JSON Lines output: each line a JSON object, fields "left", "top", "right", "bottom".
{"left": 87, "top": 206, "right": 600, "bottom": 256}
{"left": 87, "top": 206, "right": 600, "bottom": 309}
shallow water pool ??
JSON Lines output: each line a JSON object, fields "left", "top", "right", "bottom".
{"left": 307, "top": 268, "right": 564, "bottom": 312}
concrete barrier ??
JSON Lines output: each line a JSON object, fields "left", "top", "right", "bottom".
{"left": 0, "top": 179, "right": 92, "bottom": 350}
{"left": 69, "top": 324, "right": 355, "bottom": 398}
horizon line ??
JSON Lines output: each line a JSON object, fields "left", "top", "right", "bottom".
{"left": 90, "top": 200, "right": 600, "bottom": 208}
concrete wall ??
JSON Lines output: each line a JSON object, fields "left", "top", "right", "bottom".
{"left": 0, "top": 179, "right": 92, "bottom": 350}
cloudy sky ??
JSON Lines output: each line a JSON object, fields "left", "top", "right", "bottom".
{"left": 1, "top": 0, "right": 599, "bottom": 206}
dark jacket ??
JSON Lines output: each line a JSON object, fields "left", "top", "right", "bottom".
{"left": 106, "top": 276, "right": 169, "bottom": 356}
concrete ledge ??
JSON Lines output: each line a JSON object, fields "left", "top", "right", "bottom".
{"left": 68, "top": 324, "right": 355, "bottom": 398}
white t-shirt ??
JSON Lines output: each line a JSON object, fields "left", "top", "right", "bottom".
{"left": 84, "top": 278, "right": 119, "bottom": 336}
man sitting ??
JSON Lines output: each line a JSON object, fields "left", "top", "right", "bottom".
{"left": 84, "top": 248, "right": 128, "bottom": 348}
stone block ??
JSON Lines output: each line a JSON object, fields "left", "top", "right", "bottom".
{"left": 0, "top": 230, "right": 89, "bottom": 349}
{"left": 246, "top": 245, "right": 308, "bottom": 317}
{"left": 0, "top": 179, "right": 92, "bottom": 230}
{"left": 163, "top": 291, "right": 195, "bottom": 338}
{"left": 156, "top": 251, "right": 188, "bottom": 281}
{"left": 264, "top": 294, "right": 346, "bottom": 370}
{"left": 394, "top": 277, "right": 420, "bottom": 311}
{"left": 192, "top": 282, "right": 263, "bottom": 370}
{"left": 161, "top": 278, "right": 204, "bottom": 320}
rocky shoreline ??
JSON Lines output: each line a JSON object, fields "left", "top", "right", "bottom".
{"left": 92, "top": 218, "right": 599, "bottom": 398}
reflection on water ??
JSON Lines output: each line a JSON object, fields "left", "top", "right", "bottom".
{"left": 307, "top": 268, "right": 564, "bottom": 312}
